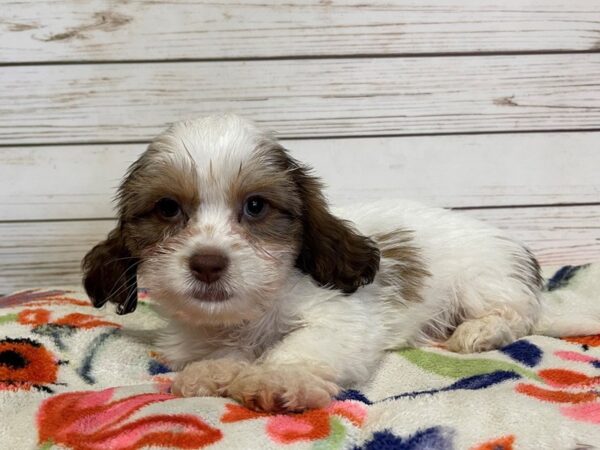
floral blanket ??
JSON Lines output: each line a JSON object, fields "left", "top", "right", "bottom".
{"left": 1, "top": 265, "right": 600, "bottom": 450}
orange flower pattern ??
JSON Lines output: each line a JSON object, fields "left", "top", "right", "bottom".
{"left": 221, "top": 400, "right": 365, "bottom": 445}
{"left": 18, "top": 308, "right": 120, "bottom": 329}
{"left": 0, "top": 338, "right": 59, "bottom": 392}
{"left": 37, "top": 388, "right": 222, "bottom": 449}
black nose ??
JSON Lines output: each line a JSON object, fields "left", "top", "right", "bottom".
{"left": 188, "top": 252, "right": 229, "bottom": 284}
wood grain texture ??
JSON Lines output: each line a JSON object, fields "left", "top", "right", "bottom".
{"left": 2, "top": 54, "right": 600, "bottom": 145}
{"left": 0, "top": 220, "right": 109, "bottom": 292}
{"left": 2, "top": 132, "right": 600, "bottom": 221}
{"left": 2, "top": 1, "right": 600, "bottom": 63}
{"left": 1, "top": 205, "right": 599, "bottom": 293}
{"left": 469, "top": 206, "right": 600, "bottom": 267}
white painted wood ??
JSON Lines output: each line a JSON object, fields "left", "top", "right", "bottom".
{"left": 2, "top": 1, "right": 600, "bottom": 63}
{"left": 1, "top": 54, "right": 600, "bottom": 145}
{"left": 2, "top": 132, "right": 600, "bottom": 221}
{"left": 468, "top": 206, "right": 600, "bottom": 267}
{"left": 0, "top": 220, "right": 110, "bottom": 292}
{"left": 2, "top": 205, "right": 599, "bottom": 293}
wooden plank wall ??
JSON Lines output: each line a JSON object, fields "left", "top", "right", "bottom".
{"left": 1, "top": 1, "right": 599, "bottom": 292}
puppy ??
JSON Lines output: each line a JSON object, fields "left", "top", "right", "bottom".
{"left": 83, "top": 114, "right": 598, "bottom": 412}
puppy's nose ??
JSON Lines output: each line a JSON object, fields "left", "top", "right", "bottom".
{"left": 188, "top": 252, "right": 229, "bottom": 284}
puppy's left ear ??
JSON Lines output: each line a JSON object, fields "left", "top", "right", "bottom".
{"left": 82, "top": 224, "right": 139, "bottom": 315}
{"left": 291, "top": 162, "right": 380, "bottom": 293}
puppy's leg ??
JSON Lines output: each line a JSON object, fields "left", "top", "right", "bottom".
{"left": 443, "top": 241, "right": 542, "bottom": 353}
{"left": 225, "top": 360, "right": 340, "bottom": 412}
{"left": 226, "top": 296, "right": 388, "bottom": 412}
{"left": 172, "top": 358, "right": 248, "bottom": 397}
{"left": 446, "top": 310, "right": 529, "bottom": 353}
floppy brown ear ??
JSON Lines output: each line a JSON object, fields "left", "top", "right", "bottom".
{"left": 82, "top": 224, "right": 139, "bottom": 314}
{"left": 292, "top": 164, "right": 380, "bottom": 293}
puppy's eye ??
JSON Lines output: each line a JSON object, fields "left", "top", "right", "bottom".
{"left": 243, "top": 196, "right": 268, "bottom": 219}
{"left": 155, "top": 197, "right": 182, "bottom": 219}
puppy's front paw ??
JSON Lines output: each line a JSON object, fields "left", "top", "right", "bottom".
{"left": 226, "top": 362, "right": 340, "bottom": 413}
{"left": 171, "top": 359, "right": 247, "bottom": 398}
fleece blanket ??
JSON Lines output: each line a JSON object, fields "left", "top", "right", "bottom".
{"left": 1, "top": 265, "right": 600, "bottom": 450}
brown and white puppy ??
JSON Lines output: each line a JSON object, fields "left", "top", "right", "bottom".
{"left": 83, "top": 114, "right": 597, "bottom": 412}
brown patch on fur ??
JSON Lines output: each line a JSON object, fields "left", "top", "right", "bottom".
{"left": 228, "top": 150, "right": 301, "bottom": 217}
{"left": 239, "top": 212, "right": 302, "bottom": 251}
{"left": 116, "top": 137, "right": 201, "bottom": 255}
{"left": 232, "top": 140, "right": 380, "bottom": 293}
{"left": 513, "top": 246, "right": 543, "bottom": 291}
{"left": 228, "top": 144, "right": 303, "bottom": 248}
{"left": 276, "top": 147, "right": 380, "bottom": 293}
{"left": 495, "top": 236, "right": 543, "bottom": 292}
{"left": 83, "top": 136, "right": 200, "bottom": 313}
{"left": 118, "top": 138, "right": 199, "bottom": 221}
{"left": 294, "top": 168, "right": 380, "bottom": 293}
{"left": 374, "top": 229, "right": 430, "bottom": 302}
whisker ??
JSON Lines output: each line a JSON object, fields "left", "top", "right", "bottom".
{"left": 102, "top": 261, "right": 141, "bottom": 304}
{"left": 103, "top": 256, "right": 140, "bottom": 264}
{"left": 117, "top": 274, "right": 139, "bottom": 314}
{"left": 102, "top": 272, "right": 136, "bottom": 305}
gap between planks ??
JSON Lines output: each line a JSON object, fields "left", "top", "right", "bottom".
{"left": 3, "top": 127, "right": 600, "bottom": 149}
{"left": 1, "top": 49, "right": 599, "bottom": 68}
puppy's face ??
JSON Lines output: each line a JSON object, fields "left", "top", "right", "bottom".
{"left": 83, "top": 115, "right": 379, "bottom": 325}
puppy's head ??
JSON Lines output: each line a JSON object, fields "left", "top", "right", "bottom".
{"left": 82, "top": 114, "right": 379, "bottom": 324}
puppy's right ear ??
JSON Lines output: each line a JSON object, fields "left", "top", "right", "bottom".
{"left": 82, "top": 225, "right": 138, "bottom": 314}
